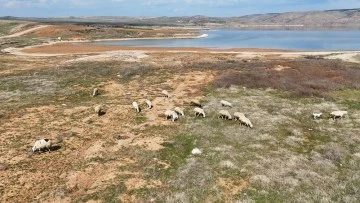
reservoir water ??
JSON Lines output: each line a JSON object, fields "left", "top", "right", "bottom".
{"left": 89, "top": 30, "right": 360, "bottom": 51}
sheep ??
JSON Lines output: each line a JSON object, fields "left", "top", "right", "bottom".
{"left": 92, "top": 88, "right": 99, "bottom": 97}
{"left": 162, "top": 90, "right": 171, "bottom": 98}
{"left": 132, "top": 101, "right": 140, "bottom": 113}
{"left": 330, "top": 110, "right": 348, "bottom": 119}
{"left": 164, "top": 110, "right": 178, "bottom": 121}
{"left": 145, "top": 99, "right": 152, "bottom": 109}
{"left": 233, "top": 112, "right": 245, "bottom": 121}
{"left": 94, "top": 105, "right": 104, "bottom": 116}
{"left": 171, "top": 111, "right": 179, "bottom": 122}
{"left": 194, "top": 107, "right": 205, "bottom": 118}
{"left": 220, "top": 100, "right": 232, "bottom": 108}
{"left": 32, "top": 139, "right": 51, "bottom": 153}
{"left": 234, "top": 112, "right": 253, "bottom": 128}
{"left": 218, "top": 110, "right": 232, "bottom": 120}
{"left": 313, "top": 112, "right": 323, "bottom": 119}
{"left": 174, "top": 107, "right": 184, "bottom": 116}
{"left": 239, "top": 116, "right": 253, "bottom": 128}
{"left": 190, "top": 99, "right": 202, "bottom": 107}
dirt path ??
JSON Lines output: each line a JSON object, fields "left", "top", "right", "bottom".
{"left": 0, "top": 25, "right": 50, "bottom": 39}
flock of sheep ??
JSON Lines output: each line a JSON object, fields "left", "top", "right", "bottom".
{"left": 312, "top": 110, "right": 348, "bottom": 119}
{"left": 130, "top": 89, "right": 254, "bottom": 128}
{"left": 31, "top": 87, "right": 349, "bottom": 154}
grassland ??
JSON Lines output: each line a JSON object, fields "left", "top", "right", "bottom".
{"left": 0, "top": 23, "right": 359, "bottom": 202}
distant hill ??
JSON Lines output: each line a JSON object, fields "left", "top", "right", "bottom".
{"left": 224, "top": 8, "right": 360, "bottom": 29}
{"left": 1, "top": 8, "right": 360, "bottom": 30}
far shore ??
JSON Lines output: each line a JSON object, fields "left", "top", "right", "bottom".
{"left": 1, "top": 32, "right": 359, "bottom": 64}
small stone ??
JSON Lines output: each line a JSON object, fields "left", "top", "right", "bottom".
{"left": 0, "top": 163, "right": 9, "bottom": 171}
{"left": 191, "top": 148, "right": 202, "bottom": 155}
{"left": 83, "top": 117, "right": 93, "bottom": 124}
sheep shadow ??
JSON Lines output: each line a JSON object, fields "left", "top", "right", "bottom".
{"left": 29, "top": 145, "right": 62, "bottom": 156}
{"left": 98, "top": 111, "right": 107, "bottom": 116}
{"left": 50, "top": 145, "right": 62, "bottom": 151}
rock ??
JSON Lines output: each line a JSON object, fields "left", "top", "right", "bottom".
{"left": 83, "top": 117, "right": 93, "bottom": 124}
{"left": 60, "top": 131, "right": 76, "bottom": 138}
{"left": 27, "top": 151, "right": 34, "bottom": 157}
{"left": 191, "top": 148, "right": 202, "bottom": 155}
{"left": 0, "top": 163, "right": 9, "bottom": 171}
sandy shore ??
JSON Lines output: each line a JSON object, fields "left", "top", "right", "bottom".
{"left": 2, "top": 34, "right": 359, "bottom": 63}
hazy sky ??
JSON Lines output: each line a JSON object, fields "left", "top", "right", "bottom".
{"left": 0, "top": 0, "right": 359, "bottom": 17}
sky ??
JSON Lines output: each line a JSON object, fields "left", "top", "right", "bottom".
{"left": 0, "top": 0, "right": 359, "bottom": 17}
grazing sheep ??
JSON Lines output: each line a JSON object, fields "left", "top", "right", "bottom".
{"left": 132, "top": 101, "right": 140, "bottom": 113}
{"left": 194, "top": 107, "right": 205, "bottom": 118}
{"left": 190, "top": 99, "right": 202, "bottom": 107}
{"left": 165, "top": 110, "right": 178, "bottom": 121}
{"left": 174, "top": 107, "right": 184, "bottom": 116}
{"left": 162, "top": 90, "right": 171, "bottom": 98}
{"left": 220, "top": 100, "right": 232, "bottom": 108}
{"left": 233, "top": 112, "right": 245, "bottom": 121}
{"left": 234, "top": 112, "right": 253, "bottom": 128}
{"left": 171, "top": 111, "right": 179, "bottom": 122}
{"left": 239, "top": 117, "right": 253, "bottom": 128}
{"left": 145, "top": 99, "right": 152, "bottom": 109}
{"left": 218, "top": 110, "right": 232, "bottom": 120}
{"left": 94, "top": 105, "right": 104, "bottom": 116}
{"left": 313, "top": 112, "right": 323, "bottom": 119}
{"left": 330, "top": 111, "right": 348, "bottom": 119}
{"left": 32, "top": 139, "right": 51, "bottom": 153}
{"left": 92, "top": 88, "right": 99, "bottom": 97}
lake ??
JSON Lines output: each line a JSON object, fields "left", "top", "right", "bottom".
{"left": 89, "top": 30, "right": 360, "bottom": 51}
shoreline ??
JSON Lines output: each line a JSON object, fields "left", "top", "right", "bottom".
{"left": 1, "top": 33, "right": 359, "bottom": 64}
{"left": 91, "top": 34, "right": 209, "bottom": 42}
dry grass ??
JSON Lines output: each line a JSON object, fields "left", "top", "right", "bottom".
{"left": 213, "top": 59, "right": 360, "bottom": 98}
{"left": 0, "top": 50, "right": 359, "bottom": 202}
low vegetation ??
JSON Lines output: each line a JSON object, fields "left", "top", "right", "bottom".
{"left": 0, "top": 36, "right": 359, "bottom": 202}
{"left": 210, "top": 59, "right": 360, "bottom": 98}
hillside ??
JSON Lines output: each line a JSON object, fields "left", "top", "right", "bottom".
{"left": 226, "top": 8, "right": 360, "bottom": 29}
{"left": 1, "top": 8, "right": 360, "bottom": 29}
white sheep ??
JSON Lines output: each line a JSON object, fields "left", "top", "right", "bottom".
{"left": 171, "top": 111, "right": 179, "bottom": 122}
{"left": 94, "top": 105, "right": 104, "bottom": 116}
{"left": 92, "top": 88, "right": 99, "bottom": 97}
{"left": 233, "top": 112, "right": 245, "bottom": 121}
{"left": 164, "top": 110, "right": 178, "bottom": 121}
{"left": 194, "top": 107, "right": 205, "bottom": 118}
{"left": 330, "top": 110, "right": 348, "bottom": 119}
{"left": 234, "top": 112, "right": 253, "bottom": 128}
{"left": 132, "top": 101, "right": 140, "bottom": 113}
{"left": 220, "top": 100, "right": 232, "bottom": 108}
{"left": 313, "top": 112, "right": 323, "bottom": 119}
{"left": 162, "top": 90, "right": 171, "bottom": 98}
{"left": 174, "top": 107, "right": 184, "bottom": 116}
{"left": 145, "top": 99, "right": 152, "bottom": 109}
{"left": 218, "top": 110, "right": 232, "bottom": 120}
{"left": 190, "top": 99, "right": 202, "bottom": 107}
{"left": 32, "top": 139, "right": 52, "bottom": 153}
{"left": 240, "top": 117, "right": 253, "bottom": 128}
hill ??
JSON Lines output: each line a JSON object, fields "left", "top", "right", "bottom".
{"left": 1, "top": 8, "right": 360, "bottom": 29}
